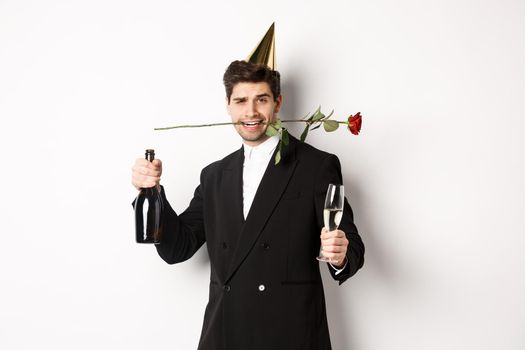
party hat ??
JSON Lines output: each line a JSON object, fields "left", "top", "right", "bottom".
{"left": 246, "top": 22, "right": 276, "bottom": 69}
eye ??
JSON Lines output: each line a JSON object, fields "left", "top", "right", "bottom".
{"left": 258, "top": 97, "right": 268, "bottom": 103}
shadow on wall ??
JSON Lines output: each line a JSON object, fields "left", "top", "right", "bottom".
{"left": 322, "top": 173, "right": 406, "bottom": 349}
{"left": 280, "top": 72, "right": 303, "bottom": 137}
{"left": 321, "top": 177, "right": 363, "bottom": 350}
{"left": 346, "top": 175, "right": 404, "bottom": 285}
{"left": 282, "top": 71, "right": 360, "bottom": 349}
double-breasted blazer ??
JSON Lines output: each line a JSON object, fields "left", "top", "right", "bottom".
{"left": 155, "top": 136, "right": 364, "bottom": 350}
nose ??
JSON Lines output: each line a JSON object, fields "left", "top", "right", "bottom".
{"left": 245, "top": 101, "right": 259, "bottom": 118}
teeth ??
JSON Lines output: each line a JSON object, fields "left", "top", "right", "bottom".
{"left": 242, "top": 121, "right": 262, "bottom": 126}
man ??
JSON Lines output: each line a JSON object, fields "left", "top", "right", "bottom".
{"left": 131, "top": 60, "right": 364, "bottom": 349}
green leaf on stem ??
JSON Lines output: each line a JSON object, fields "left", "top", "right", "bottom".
{"left": 311, "top": 123, "right": 322, "bottom": 131}
{"left": 274, "top": 150, "right": 281, "bottom": 165}
{"left": 281, "top": 128, "right": 289, "bottom": 145}
{"left": 312, "top": 109, "right": 325, "bottom": 121}
{"left": 300, "top": 124, "right": 309, "bottom": 142}
{"left": 266, "top": 123, "right": 279, "bottom": 137}
{"left": 274, "top": 128, "right": 288, "bottom": 165}
{"left": 302, "top": 111, "right": 312, "bottom": 121}
{"left": 323, "top": 120, "right": 339, "bottom": 132}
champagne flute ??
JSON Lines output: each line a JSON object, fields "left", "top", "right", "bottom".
{"left": 316, "top": 184, "right": 344, "bottom": 262}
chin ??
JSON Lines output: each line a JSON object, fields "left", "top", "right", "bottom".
{"left": 241, "top": 133, "right": 268, "bottom": 144}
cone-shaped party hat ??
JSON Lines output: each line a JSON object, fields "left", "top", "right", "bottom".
{"left": 246, "top": 22, "right": 276, "bottom": 69}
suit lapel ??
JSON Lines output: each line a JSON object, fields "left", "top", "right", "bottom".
{"left": 225, "top": 138, "right": 298, "bottom": 282}
{"left": 220, "top": 146, "right": 245, "bottom": 233}
{"left": 213, "top": 147, "right": 245, "bottom": 283}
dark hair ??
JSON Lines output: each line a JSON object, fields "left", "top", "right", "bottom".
{"left": 223, "top": 60, "right": 281, "bottom": 103}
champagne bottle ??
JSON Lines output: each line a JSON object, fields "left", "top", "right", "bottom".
{"left": 135, "top": 149, "right": 163, "bottom": 244}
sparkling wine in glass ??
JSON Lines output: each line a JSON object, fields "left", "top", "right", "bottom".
{"left": 317, "top": 184, "right": 344, "bottom": 262}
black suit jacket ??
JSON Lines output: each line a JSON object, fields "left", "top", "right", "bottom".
{"left": 155, "top": 136, "right": 364, "bottom": 350}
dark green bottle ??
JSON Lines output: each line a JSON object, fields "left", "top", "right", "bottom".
{"left": 134, "top": 149, "right": 163, "bottom": 244}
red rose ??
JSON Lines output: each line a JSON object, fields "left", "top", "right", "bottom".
{"left": 347, "top": 112, "right": 362, "bottom": 135}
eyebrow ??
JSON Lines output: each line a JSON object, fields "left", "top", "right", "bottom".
{"left": 232, "top": 93, "right": 272, "bottom": 102}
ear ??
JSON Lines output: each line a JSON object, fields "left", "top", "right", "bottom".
{"left": 274, "top": 95, "right": 283, "bottom": 113}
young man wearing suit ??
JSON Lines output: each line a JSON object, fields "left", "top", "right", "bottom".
{"left": 131, "top": 60, "right": 364, "bottom": 349}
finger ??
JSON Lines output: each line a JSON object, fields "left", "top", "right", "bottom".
{"left": 131, "top": 176, "right": 160, "bottom": 187}
{"left": 320, "top": 229, "right": 346, "bottom": 240}
{"left": 322, "top": 242, "right": 348, "bottom": 253}
{"left": 134, "top": 180, "right": 159, "bottom": 189}
{"left": 134, "top": 158, "right": 162, "bottom": 173}
{"left": 149, "top": 159, "right": 163, "bottom": 171}
{"left": 320, "top": 231, "right": 335, "bottom": 240}
{"left": 132, "top": 173, "right": 161, "bottom": 188}
{"left": 335, "top": 230, "right": 346, "bottom": 238}
{"left": 145, "top": 168, "right": 162, "bottom": 177}
{"left": 132, "top": 173, "right": 160, "bottom": 184}
{"left": 321, "top": 236, "right": 349, "bottom": 246}
{"left": 320, "top": 245, "right": 345, "bottom": 254}
{"left": 332, "top": 229, "right": 346, "bottom": 238}
{"left": 134, "top": 158, "right": 149, "bottom": 167}
{"left": 320, "top": 229, "right": 336, "bottom": 240}
{"left": 133, "top": 164, "right": 161, "bottom": 177}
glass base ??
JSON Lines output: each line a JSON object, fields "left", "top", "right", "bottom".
{"left": 316, "top": 256, "right": 339, "bottom": 263}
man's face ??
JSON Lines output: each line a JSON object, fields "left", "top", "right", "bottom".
{"left": 226, "top": 81, "right": 282, "bottom": 147}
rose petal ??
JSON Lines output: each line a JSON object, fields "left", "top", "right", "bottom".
{"left": 347, "top": 112, "right": 362, "bottom": 135}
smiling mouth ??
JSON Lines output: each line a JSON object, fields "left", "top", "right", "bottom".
{"left": 240, "top": 120, "right": 264, "bottom": 126}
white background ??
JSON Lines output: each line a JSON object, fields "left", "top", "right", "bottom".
{"left": 1, "top": 0, "right": 524, "bottom": 349}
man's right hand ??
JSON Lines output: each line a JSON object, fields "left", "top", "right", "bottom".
{"left": 131, "top": 158, "right": 162, "bottom": 190}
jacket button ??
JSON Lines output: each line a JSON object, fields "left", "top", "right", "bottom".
{"left": 260, "top": 242, "right": 270, "bottom": 250}
{"left": 258, "top": 284, "right": 265, "bottom": 292}
{"left": 223, "top": 285, "right": 231, "bottom": 292}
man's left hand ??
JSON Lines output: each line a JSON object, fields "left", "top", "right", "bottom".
{"left": 320, "top": 228, "right": 348, "bottom": 268}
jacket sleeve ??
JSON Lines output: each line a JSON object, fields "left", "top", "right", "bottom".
{"left": 151, "top": 183, "right": 206, "bottom": 264}
{"left": 314, "top": 154, "right": 365, "bottom": 285}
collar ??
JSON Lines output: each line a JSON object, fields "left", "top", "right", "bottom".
{"left": 243, "top": 136, "right": 279, "bottom": 161}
